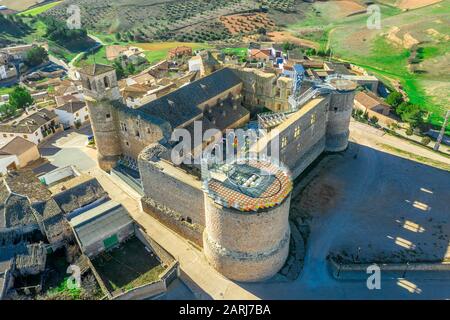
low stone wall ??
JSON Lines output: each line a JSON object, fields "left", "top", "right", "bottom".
{"left": 86, "top": 257, "right": 112, "bottom": 299}
{"left": 134, "top": 226, "right": 174, "bottom": 266}
{"left": 0, "top": 270, "right": 13, "bottom": 300}
{"left": 141, "top": 197, "right": 204, "bottom": 247}
{"left": 113, "top": 261, "right": 179, "bottom": 300}
{"left": 113, "top": 279, "right": 166, "bottom": 300}
{"left": 328, "top": 256, "right": 450, "bottom": 280}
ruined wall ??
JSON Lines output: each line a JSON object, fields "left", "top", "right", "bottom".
{"left": 203, "top": 194, "right": 291, "bottom": 282}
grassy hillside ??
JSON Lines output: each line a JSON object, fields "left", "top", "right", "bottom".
{"left": 19, "top": 1, "right": 63, "bottom": 16}
{"left": 287, "top": 0, "right": 450, "bottom": 130}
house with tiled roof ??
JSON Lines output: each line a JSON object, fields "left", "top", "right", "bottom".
{"left": 0, "top": 109, "right": 62, "bottom": 145}
{"left": 354, "top": 91, "right": 390, "bottom": 116}
{"left": 55, "top": 100, "right": 90, "bottom": 128}
{"left": 0, "top": 136, "right": 40, "bottom": 170}
{"left": 168, "top": 46, "right": 193, "bottom": 59}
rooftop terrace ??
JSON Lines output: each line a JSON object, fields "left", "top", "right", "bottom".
{"left": 204, "top": 160, "right": 292, "bottom": 212}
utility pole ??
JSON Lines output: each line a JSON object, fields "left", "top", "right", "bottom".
{"left": 434, "top": 109, "right": 450, "bottom": 151}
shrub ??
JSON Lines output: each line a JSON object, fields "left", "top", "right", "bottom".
{"left": 405, "top": 128, "right": 413, "bottom": 136}
{"left": 421, "top": 136, "right": 431, "bottom": 145}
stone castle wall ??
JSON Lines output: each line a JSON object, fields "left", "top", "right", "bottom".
{"left": 325, "top": 88, "right": 355, "bottom": 152}
{"left": 138, "top": 152, "right": 205, "bottom": 246}
{"left": 230, "top": 67, "right": 292, "bottom": 112}
{"left": 203, "top": 194, "right": 291, "bottom": 282}
{"left": 86, "top": 98, "right": 123, "bottom": 171}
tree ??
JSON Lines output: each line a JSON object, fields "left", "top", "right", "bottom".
{"left": 282, "top": 42, "right": 297, "bottom": 52}
{"left": 370, "top": 115, "right": 379, "bottom": 124}
{"left": 125, "top": 62, "right": 136, "bottom": 75}
{"left": 257, "top": 27, "right": 267, "bottom": 35}
{"left": 25, "top": 46, "right": 48, "bottom": 67}
{"left": 113, "top": 60, "right": 125, "bottom": 79}
{"left": 9, "top": 87, "right": 34, "bottom": 110}
{"left": 115, "top": 33, "right": 122, "bottom": 41}
{"left": 386, "top": 91, "right": 404, "bottom": 108}
{"left": 421, "top": 136, "right": 431, "bottom": 145}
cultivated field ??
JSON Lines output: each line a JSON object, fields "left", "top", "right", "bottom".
{"left": 18, "top": 1, "right": 62, "bottom": 16}
{"left": 0, "top": 0, "right": 45, "bottom": 11}
{"left": 220, "top": 13, "right": 276, "bottom": 35}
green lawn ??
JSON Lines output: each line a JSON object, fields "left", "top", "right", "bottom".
{"left": 19, "top": 1, "right": 63, "bottom": 16}
{"left": 75, "top": 46, "right": 110, "bottom": 66}
{"left": 0, "top": 86, "right": 16, "bottom": 96}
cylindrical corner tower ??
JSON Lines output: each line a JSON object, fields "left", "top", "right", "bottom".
{"left": 325, "top": 79, "right": 357, "bottom": 152}
{"left": 203, "top": 160, "right": 292, "bottom": 282}
{"left": 79, "top": 64, "right": 123, "bottom": 172}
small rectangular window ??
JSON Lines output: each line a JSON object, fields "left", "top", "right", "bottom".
{"left": 294, "top": 126, "right": 301, "bottom": 139}
{"left": 106, "top": 113, "right": 111, "bottom": 119}
{"left": 2, "top": 134, "right": 6, "bottom": 138}
{"left": 281, "top": 136, "right": 288, "bottom": 148}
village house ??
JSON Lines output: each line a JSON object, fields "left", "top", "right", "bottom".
{"left": 168, "top": 46, "right": 193, "bottom": 59}
{"left": 248, "top": 48, "right": 272, "bottom": 63}
{"left": 0, "top": 137, "right": 40, "bottom": 172}
{"left": 68, "top": 200, "right": 135, "bottom": 258}
{"left": 106, "top": 45, "right": 146, "bottom": 64}
{"left": 0, "top": 109, "right": 62, "bottom": 145}
{"left": 55, "top": 100, "right": 90, "bottom": 128}
{"left": 1, "top": 44, "right": 35, "bottom": 61}
{"left": 0, "top": 54, "right": 17, "bottom": 81}
{"left": 354, "top": 91, "right": 391, "bottom": 116}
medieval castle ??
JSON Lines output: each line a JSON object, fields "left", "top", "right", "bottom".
{"left": 79, "top": 62, "right": 356, "bottom": 282}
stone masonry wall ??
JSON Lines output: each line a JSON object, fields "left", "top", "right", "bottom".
{"left": 203, "top": 194, "right": 291, "bottom": 282}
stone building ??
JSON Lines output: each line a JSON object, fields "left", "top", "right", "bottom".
{"left": 81, "top": 63, "right": 356, "bottom": 282}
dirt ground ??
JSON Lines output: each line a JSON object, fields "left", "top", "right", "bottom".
{"left": 267, "top": 31, "right": 319, "bottom": 49}
{"left": 294, "top": 123, "right": 450, "bottom": 264}
{"left": 0, "top": 0, "right": 42, "bottom": 11}
{"left": 396, "top": 0, "right": 443, "bottom": 9}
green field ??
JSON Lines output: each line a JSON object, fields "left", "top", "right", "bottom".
{"left": 76, "top": 40, "right": 211, "bottom": 66}
{"left": 222, "top": 47, "right": 247, "bottom": 61}
{"left": 19, "top": 1, "right": 63, "bottom": 16}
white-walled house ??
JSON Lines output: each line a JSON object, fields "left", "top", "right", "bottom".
{"left": 0, "top": 151, "right": 18, "bottom": 175}
{"left": 55, "top": 101, "right": 90, "bottom": 128}
{"left": 0, "top": 109, "right": 62, "bottom": 146}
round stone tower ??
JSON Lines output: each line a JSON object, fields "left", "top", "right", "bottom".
{"left": 79, "top": 64, "right": 123, "bottom": 171}
{"left": 325, "top": 78, "right": 357, "bottom": 152}
{"left": 202, "top": 160, "right": 292, "bottom": 282}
